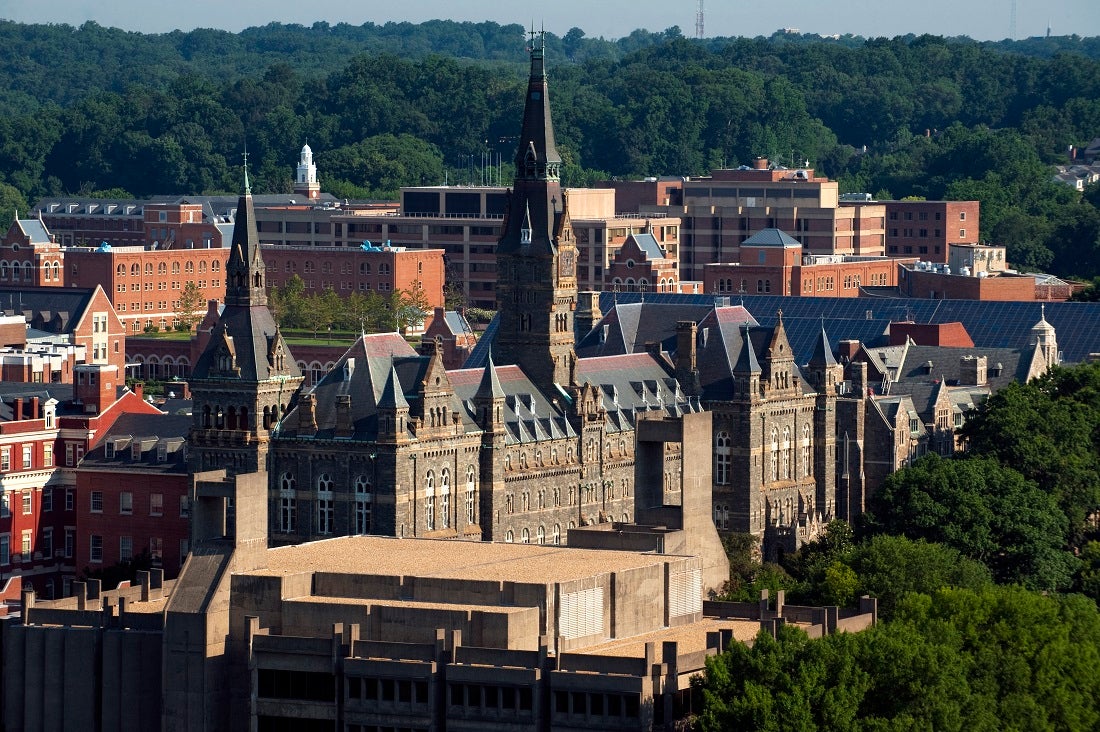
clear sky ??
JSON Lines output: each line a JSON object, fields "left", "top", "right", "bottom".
{"left": 0, "top": 0, "right": 1096, "bottom": 41}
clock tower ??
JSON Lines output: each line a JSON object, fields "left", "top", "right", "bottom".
{"left": 494, "top": 32, "right": 578, "bottom": 398}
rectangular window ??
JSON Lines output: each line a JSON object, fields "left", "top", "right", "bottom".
{"left": 22, "top": 445, "right": 31, "bottom": 468}
{"left": 42, "top": 489, "right": 52, "bottom": 512}
{"left": 120, "top": 536, "right": 132, "bottom": 561}
{"left": 180, "top": 495, "right": 191, "bottom": 518}
{"left": 65, "top": 529, "right": 74, "bottom": 558}
{"left": 119, "top": 492, "right": 133, "bottom": 515}
{"left": 959, "top": 211, "right": 966, "bottom": 221}
{"left": 180, "top": 538, "right": 189, "bottom": 559}
{"left": 91, "top": 491, "right": 103, "bottom": 513}
{"left": 65, "top": 443, "right": 74, "bottom": 466}
{"left": 21, "top": 530, "right": 31, "bottom": 557}
{"left": 149, "top": 537, "right": 162, "bottom": 559}
{"left": 90, "top": 535, "right": 103, "bottom": 563}
{"left": 317, "top": 499, "right": 334, "bottom": 535}
{"left": 22, "top": 492, "right": 31, "bottom": 515}
{"left": 1, "top": 447, "right": 9, "bottom": 471}
{"left": 150, "top": 493, "right": 163, "bottom": 516}
{"left": 65, "top": 489, "right": 74, "bottom": 511}
{"left": 0, "top": 535, "right": 8, "bottom": 565}
{"left": 41, "top": 528, "right": 52, "bottom": 558}
{"left": 960, "top": 229, "right": 966, "bottom": 238}
{"left": 43, "top": 444, "right": 53, "bottom": 467}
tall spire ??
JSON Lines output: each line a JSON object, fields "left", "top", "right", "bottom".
{"left": 492, "top": 31, "right": 578, "bottom": 396}
{"left": 224, "top": 159, "right": 267, "bottom": 307}
{"left": 514, "top": 29, "right": 560, "bottom": 182}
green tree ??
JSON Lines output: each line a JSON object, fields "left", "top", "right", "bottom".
{"left": 173, "top": 281, "right": 205, "bottom": 332}
{"left": 865, "top": 453, "right": 1077, "bottom": 590}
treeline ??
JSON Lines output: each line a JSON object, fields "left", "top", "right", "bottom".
{"left": 697, "top": 361, "right": 1100, "bottom": 728}
{"left": 268, "top": 274, "right": 430, "bottom": 335}
{"left": 0, "top": 22, "right": 1097, "bottom": 275}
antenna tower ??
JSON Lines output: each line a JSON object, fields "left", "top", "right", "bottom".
{"left": 695, "top": 0, "right": 704, "bottom": 39}
{"left": 1009, "top": 0, "right": 1017, "bottom": 40}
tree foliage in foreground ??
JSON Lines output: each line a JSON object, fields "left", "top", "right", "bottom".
{"left": 695, "top": 586, "right": 1100, "bottom": 732}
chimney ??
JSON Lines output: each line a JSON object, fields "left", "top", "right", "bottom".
{"left": 30, "top": 396, "right": 39, "bottom": 419}
{"left": 838, "top": 340, "right": 860, "bottom": 362}
{"left": 133, "top": 382, "right": 144, "bottom": 400}
{"left": 298, "top": 393, "right": 318, "bottom": 437}
{"left": 12, "top": 397, "right": 23, "bottom": 421}
{"left": 675, "top": 321, "right": 700, "bottom": 396}
{"left": 574, "top": 291, "right": 603, "bottom": 339}
{"left": 335, "top": 394, "right": 354, "bottom": 437}
{"left": 850, "top": 361, "right": 869, "bottom": 397}
{"left": 959, "top": 355, "right": 987, "bottom": 386}
{"left": 74, "top": 364, "right": 118, "bottom": 414}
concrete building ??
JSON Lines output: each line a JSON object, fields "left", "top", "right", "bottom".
{"left": 0, "top": 465, "right": 875, "bottom": 732}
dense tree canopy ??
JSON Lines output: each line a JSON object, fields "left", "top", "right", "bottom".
{"left": 697, "top": 586, "right": 1100, "bottom": 732}
{"left": 0, "top": 21, "right": 1097, "bottom": 274}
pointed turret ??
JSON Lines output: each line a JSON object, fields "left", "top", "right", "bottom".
{"left": 494, "top": 32, "right": 578, "bottom": 397}
{"left": 473, "top": 352, "right": 507, "bottom": 434}
{"left": 732, "top": 324, "right": 761, "bottom": 402}
{"left": 377, "top": 361, "right": 410, "bottom": 444}
{"left": 188, "top": 165, "right": 303, "bottom": 475}
{"left": 807, "top": 325, "right": 837, "bottom": 368}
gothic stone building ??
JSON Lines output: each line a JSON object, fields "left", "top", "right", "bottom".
{"left": 266, "top": 38, "right": 699, "bottom": 548}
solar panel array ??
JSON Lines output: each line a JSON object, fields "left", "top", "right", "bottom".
{"left": 600, "top": 293, "right": 1100, "bottom": 365}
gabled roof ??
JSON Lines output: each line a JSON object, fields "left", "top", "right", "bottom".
{"left": 624, "top": 232, "right": 666, "bottom": 260}
{"left": 741, "top": 228, "right": 801, "bottom": 248}
{"left": 0, "top": 286, "right": 97, "bottom": 335}
{"left": 14, "top": 219, "right": 51, "bottom": 244}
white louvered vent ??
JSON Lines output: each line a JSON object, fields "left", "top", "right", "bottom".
{"left": 669, "top": 568, "right": 703, "bottom": 618}
{"left": 559, "top": 587, "right": 604, "bottom": 639}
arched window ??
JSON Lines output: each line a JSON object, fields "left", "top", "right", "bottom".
{"left": 770, "top": 428, "right": 779, "bottom": 482}
{"left": 130, "top": 263, "right": 140, "bottom": 276}
{"left": 145, "top": 263, "right": 153, "bottom": 275}
{"left": 158, "top": 262, "right": 167, "bottom": 275}
{"left": 355, "top": 475, "right": 372, "bottom": 534}
{"left": 782, "top": 426, "right": 792, "bottom": 480}
{"left": 211, "top": 260, "right": 220, "bottom": 272}
{"left": 185, "top": 261, "right": 194, "bottom": 274}
{"left": 424, "top": 470, "right": 436, "bottom": 531}
{"left": 715, "top": 431, "right": 731, "bottom": 485}
{"left": 117, "top": 264, "right": 126, "bottom": 277}
{"left": 537, "top": 525, "right": 545, "bottom": 544}
{"left": 279, "top": 472, "right": 297, "bottom": 533}
{"left": 465, "top": 465, "right": 476, "bottom": 525}
{"left": 172, "top": 262, "right": 180, "bottom": 274}
{"left": 714, "top": 504, "right": 729, "bottom": 530}
{"left": 505, "top": 530, "right": 514, "bottom": 543}
{"left": 802, "top": 424, "right": 812, "bottom": 477}
{"left": 316, "top": 473, "right": 334, "bottom": 535}
{"left": 199, "top": 261, "right": 207, "bottom": 273}
{"left": 521, "top": 528, "right": 530, "bottom": 544}
{"left": 439, "top": 468, "right": 450, "bottom": 529}
{"left": 553, "top": 524, "right": 561, "bottom": 545}
{"left": 52, "top": 261, "right": 60, "bottom": 280}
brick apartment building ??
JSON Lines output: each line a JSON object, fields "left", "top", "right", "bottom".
{"left": 882, "top": 199, "right": 980, "bottom": 263}
{"left": 0, "top": 364, "right": 161, "bottom": 605}
{"left": 74, "top": 411, "right": 191, "bottom": 579}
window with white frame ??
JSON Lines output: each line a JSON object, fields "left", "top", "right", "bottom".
{"left": 22, "top": 492, "right": 32, "bottom": 515}
{"left": 439, "top": 468, "right": 450, "bottom": 530}
{"left": 21, "top": 530, "right": 31, "bottom": 557}
{"left": 316, "top": 473, "right": 334, "bottom": 535}
{"left": 465, "top": 465, "right": 476, "bottom": 525}
{"left": 354, "top": 475, "right": 372, "bottom": 534}
{"left": 1, "top": 447, "right": 9, "bottom": 471}
{"left": 42, "top": 489, "right": 52, "bottom": 512}
{"left": 424, "top": 470, "right": 436, "bottom": 531}
{"left": 91, "top": 491, "right": 103, "bottom": 513}
{"left": 43, "top": 444, "right": 52, "bottom": 466}
{"left": 22, "top": 445, "right": 31, "bottom": 469}
{"left": 150, "top": 493, "right": 163, "bottom": 516}
{"left": 90, "top": 535, "right": 103, "bottom": 563}
{"left": 120, "top": 536, "right": 132, "bottom": 561}
{"left": 279, "top": 472, "right": 296, "bottom": 533}
{"left": 715, "top": 431, "right": 731, "bottom": 485}
{"left": 802, "top": 424, "right": 812, "bottom": 477}
{"left": 65, "top": 529, "right": 74, "bottom": 558}
{"left": 119, "top": 492, "right": 133, "bottom": 515}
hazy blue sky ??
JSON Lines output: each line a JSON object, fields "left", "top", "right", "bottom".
{"left": 1, "top": 0, "right": 1097, "bottom": 41}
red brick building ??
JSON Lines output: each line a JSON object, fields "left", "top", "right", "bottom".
{"left": 897, "top": 263, "right": 1040, "bottom": 301}
{"left": 0, "top": 285, "right": 127, "bottom": 375}
{"left": 74, "top": 412, "right": 191, "bottom": 579}
{"left": 66, "top": 245, "right": 230, "bottom": 334}
{"left": 0, "top": 364, "right": 161, "bottom": 606}
{"left": 1, "top": 218, "right": 63, "bottom": 287}
{"left": 419, "top": 307, "right": 477, "bottom": 370}
{"left": 703, "top": 228, "right": 910, "bottom": 297}
{"left": 261, "top": 243, "right": 445, "bottom": 308}
{"left": 606, "top": 231, "right": 681, "bottom": 293}
{"left": 883, "top": 200, "right": 980, "bottom": 263}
